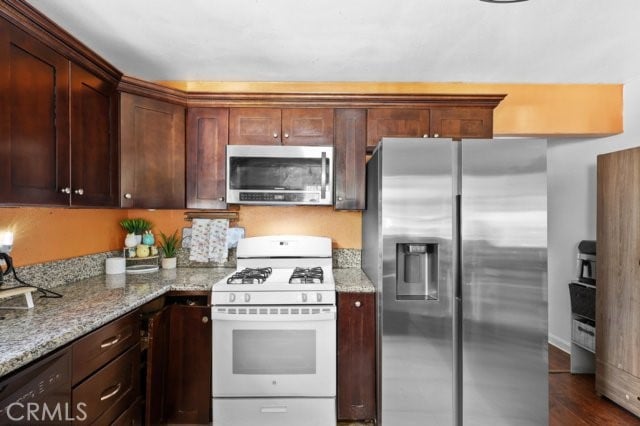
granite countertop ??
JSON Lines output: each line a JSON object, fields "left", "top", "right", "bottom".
{"left": 0, "top": 267, "right": 373, "bottom": 378}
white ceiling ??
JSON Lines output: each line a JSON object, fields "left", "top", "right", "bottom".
{"left": 27, "top": 0, "right": 640, "bottom": 84}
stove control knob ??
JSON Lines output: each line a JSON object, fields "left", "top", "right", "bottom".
{"left": 316, "top": 293, "right": 323, "bottom": 303}
{"left": 229, "top": 293, "right": 236, "bottom": 303}
{"left": 301, "top": 293, "right": 308, "bottom": 303}
{"left": 244, "top": 293, "right": 251, "bottom": 303}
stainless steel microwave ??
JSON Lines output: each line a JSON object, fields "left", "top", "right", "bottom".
{"left": 226, "top": 145, "right": 333, "bottom": 205}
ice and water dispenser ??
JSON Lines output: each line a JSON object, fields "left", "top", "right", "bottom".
{"left": 396, "top": 243, "right": 439, "bottom": 300}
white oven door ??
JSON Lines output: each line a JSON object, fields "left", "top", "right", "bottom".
{"left": 212, "top": 306, "right": 336, "bottom": 397}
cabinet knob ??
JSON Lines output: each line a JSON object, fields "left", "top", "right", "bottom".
{"left": 202, "top": 316, "right": 209, "bottom": 324}
{"left": 433, "top": 133, "right": 440, "bottom": 138}
{"left": 354, "top": 301, "right": 361, "bottom": 308}
{"left": 124, "top": 193, "right": 132, "bottom": 199}
{"left": 273, "top": 133, "right": 278, "bottom": 138}
{"left": 337, "top": 196, "right": 343, "bottom": 201}
{"left": 284, "top": 133, "right": 289, "bottom": 139}
{"left": 74, "top": 188, "right": 84, "bottom": 195}
{"left": 60, "top": 187, "right": 71, "bottom": 194}
{"left": 218, "top": 197, "right": 225, "bottom": 201}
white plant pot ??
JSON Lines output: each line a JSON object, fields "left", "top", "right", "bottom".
{"left": 161, "top": 257, "right": 177, "bottom": 269}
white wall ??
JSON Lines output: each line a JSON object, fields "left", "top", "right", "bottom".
{"left": 547, "top": 77, "right": 640, "bottom": 351}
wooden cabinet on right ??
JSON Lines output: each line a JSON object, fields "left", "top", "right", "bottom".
{"left": 430, "top": 107, "right": 493, "bottom": 139}
{"left": 337, "top": 292, "right": 376, "bottom": 421}
{"left": 596, "top": 146, "right": 640, "bottom": 417}
{"left": 120, "top": 92, "right": 186, "bottom": 209}
{"left": 366, "top": 108, "right": 430, "bottom": 150}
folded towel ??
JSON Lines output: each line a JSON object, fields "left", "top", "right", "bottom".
{"left": 189, "top": 219, "right": 229, "bottom": 263}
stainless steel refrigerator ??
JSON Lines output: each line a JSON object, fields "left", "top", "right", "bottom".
{"left": 362, "top": 138, "right": 548, "bottom": 426}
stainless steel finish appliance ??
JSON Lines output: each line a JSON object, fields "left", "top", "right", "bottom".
{"left": 211, "top": 235, "right": 336, "bottom": 426}
{"left": 363, "top": 138, "right": 548, "bottom": 426}
{"left": 226, "top": 145, "right": 333, "bottom": 205}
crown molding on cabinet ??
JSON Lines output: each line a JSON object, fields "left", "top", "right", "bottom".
{"left": 0, "top": 0, "right": 122, "bottom": 84}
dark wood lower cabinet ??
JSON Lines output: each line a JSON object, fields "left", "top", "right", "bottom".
{"left": 337, "top": 292, "right": 376, "bottom": 421}
{"left": 142, "top": 293, "right": 211, "bottom": 425}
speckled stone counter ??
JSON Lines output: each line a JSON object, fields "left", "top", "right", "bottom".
{"left": 0, "top": 266, "right": 372, "bottom": 378}
{"left": 334, "top": 268, "right": 375, "bottom": 293}
{"left": 0, "top": 267, "right": 233, "bottom": 378}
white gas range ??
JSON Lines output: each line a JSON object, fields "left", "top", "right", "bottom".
{"left": 211, "top": 235, "right": 336, "bottom": 426}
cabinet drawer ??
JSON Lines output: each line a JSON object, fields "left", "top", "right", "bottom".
{"left": 596, "top": 361, "right": 640, "bottom": 416}
{"left": 72, "top": 343, "right": 139, "bottom": 424}
{"left": 72, "top": 311, "right": 139, "bottom": 384}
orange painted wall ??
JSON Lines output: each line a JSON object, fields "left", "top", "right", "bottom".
{"left": 0, "top": 82, "right": 623, "bottom": 267}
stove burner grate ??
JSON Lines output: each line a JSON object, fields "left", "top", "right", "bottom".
{"left": 227, "top": 267, "right": 273, "bottom": 284}
{"left": 289, "top": 266, "right": 324, "bottom": 284}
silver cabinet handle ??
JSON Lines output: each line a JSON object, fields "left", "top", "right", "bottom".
{"left": 60, "top": 187, "right": 70, "bottom": 194}
{"left": 99, "top": 383, "right": 122, "bottom": 401}
{"left": 273, "top": 133, "right": 278, "bottom": 138}
{"left": 284, "top": 133, "right": 289, "bottom": 138}
{"left": 124, "top": 193, "right": 132, "bottom": 199}
{"left": 433, "top": 133, "right": 440, "bottom": 138}
{"left": 74, "top": 188, "right": 84, "bottom": 195}
{"left": 100, "top": 334, "right": 121, "bottom": 348}
{"left": 218, "top": 197, "right": 225, "bottom": 201}
{"left": 202, "top": 316, "right": 209, "bottom": 324}
{"left": 354, "top": 301, "right": 361, "bottom": 308}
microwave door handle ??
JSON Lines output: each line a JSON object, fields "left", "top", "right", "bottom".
{"left": 321, "top": 151, "right": 327, "bottom": 199}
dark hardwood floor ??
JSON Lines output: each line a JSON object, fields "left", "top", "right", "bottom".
{"left": 549, "top": 345, "right": 640, "bottom": 426}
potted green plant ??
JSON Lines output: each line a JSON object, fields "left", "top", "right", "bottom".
{"left": 119, "top": 218, "right": 153, "bottom": 245}
{"left": 159, "top": 230, "right": 180, "bottom": 269}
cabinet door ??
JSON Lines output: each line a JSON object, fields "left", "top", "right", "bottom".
{"left": 70, "top": 63, "right": 118, "bottom": 206}
{"left": 186, "top": 108, "right": 228, "bottom": 209}
{"left": 0, "top": 20, "right": 70, "bottom": 205}
{"left": 164, "top": 304, "right": 212, "bottom": 425}
{"left": 596, "top": 148, "right": 640, "bottom": 377}
{"left": 430, "top": 107, "right": 493, "bottom": 139}
{"left": 120, "top": 93, "right": 185, "bottom": 208}
{"left": 366, "top": 108, "right": 429, "bottom": 149}
{"left": 334, "top": 109, "right": 366, "bottom": 210}
{"left": 229, "top": 108, "right": 281, "bottom": 145}
{"left": 337, "top": 292, "right": 376, "bottom": 421}
{"left": 145, "top": 306, "right": 171, "bottom": 425}
{"left": 282, "top": 108, "right": 334, "bottom": 146}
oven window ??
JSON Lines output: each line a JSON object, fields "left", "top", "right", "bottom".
{"left": 228, "top": 157, "right": 324, "bottom": 191}
{"left": 232, "top": 330, "right": 316, "bottom": 374}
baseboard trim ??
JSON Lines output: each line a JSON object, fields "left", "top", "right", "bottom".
{"left": 549, "top": 334, "right": 571, "bottom": 353}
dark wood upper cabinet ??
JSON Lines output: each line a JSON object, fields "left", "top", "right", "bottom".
{"left": 337, "top": 292, "right": 376, "bottom": 422}
{"left": 430, "top": 107, "right": 493, "bottom": 139}
{"left": 282, "top": 108, "right": 334, "bottom": 146}
{"left": 366, "top": 108, "right": 430, "bottom": 149}
{"left": 70, "top": 63, "right": 118, "bottom": 206}
{"left": 120, "top": 92, "right": 185, "bottom": 209}
{"left": 186, "top": 108, "right": 229, "bottom": 209}
{"left": 229, "top": 108, "right": 334, "bottom": 146}
{"left": 0, "top": 19, "right": 70, "bottom": 205}
{"left": 229, "top": 107, "right": 281, "bottom": 145}
{"left": 334, "top": 109, "right": 366, "bottom": 210}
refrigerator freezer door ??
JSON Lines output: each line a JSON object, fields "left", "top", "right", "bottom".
{"left": 376, "top": 138, "right": 455, "bottom": 426}
{"left": 461, "top": 138, "right": 548, "bottom": 426}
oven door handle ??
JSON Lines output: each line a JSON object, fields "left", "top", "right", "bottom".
{"left": 211, "top": 312, "right": 336, "bottom": 322}
{"left": 321, "top": 151, "right": 327, "bottom": 199}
